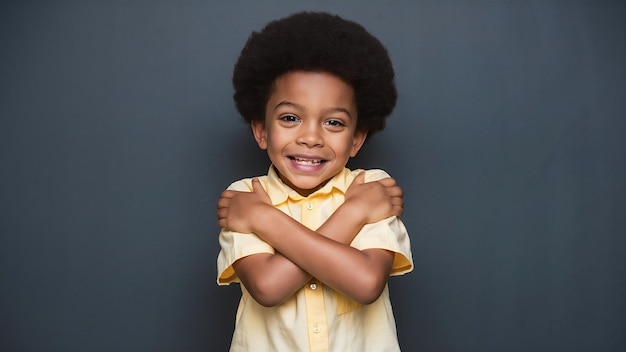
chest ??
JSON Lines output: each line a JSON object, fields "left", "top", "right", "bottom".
{"left": 278, "top": 192, "right": 345, "bottom": 230}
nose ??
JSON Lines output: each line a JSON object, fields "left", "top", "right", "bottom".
{"left": 296, "top": 123, "right": 323, "bottom": 148}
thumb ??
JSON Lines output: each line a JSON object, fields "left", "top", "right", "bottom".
{"left": 251, "top": 178, "right": 264, "bottom": 193}
{"left": 354, "top": 171, "right": 366, "bottom": 184}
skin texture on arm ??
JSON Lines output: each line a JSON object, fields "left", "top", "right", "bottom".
{"left": 218, "top": 173, "right": 403, "bottom": 306}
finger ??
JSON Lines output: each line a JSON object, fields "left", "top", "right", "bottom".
{"left": 220, "top": 190, "right": 236, "bottom": 199}
{"left": 251, "top": 178, "right": 265, "bottom": 193}
{"left": 216, "top": 197, "right": 230, "bottom": 209}
{"left": 353, "top": 172, "right": 366, "bottom": 184}
{"left": 391, "top": 197, "right": 404, "bottom": 208}
{"left": 393, "top": 205, "right": 404, "bottom": 217}
{"left": 377, "top": 177, "right": 397, "bottom": 187}
{"left": 385, "top": 184, "right": 403, "bottom": 197}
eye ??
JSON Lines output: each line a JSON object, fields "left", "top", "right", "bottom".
{"left": 280, "top": 115, "right": 300, "bottom": 123}
{"left": 324, "top": 119, "right": 346, "bottom": 129}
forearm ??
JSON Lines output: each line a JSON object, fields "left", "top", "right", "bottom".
{"left": 315, "top": 200, "right": 365, "bottom": 244}
{"left": 251, "top": 204, "right": 393, "bottom": 304}
{"left": 233, "top": 202, "right": 366, "bottom": 305}
{"left": 233, "top": 251, "right": 311, "bottom": 306}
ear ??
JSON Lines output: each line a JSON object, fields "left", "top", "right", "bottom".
{"left": 349, "top": 130, "right": 368, "bottom": 157}
{"left": 251, "top": 120, "right": 268, "bottom": 150}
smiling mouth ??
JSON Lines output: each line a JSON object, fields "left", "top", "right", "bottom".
{"left": 289, "top": 156, "right": 324, "bottom": 166}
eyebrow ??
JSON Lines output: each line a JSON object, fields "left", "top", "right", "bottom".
{"left": 273, "top": 101, "right": 353, "bottom": 119}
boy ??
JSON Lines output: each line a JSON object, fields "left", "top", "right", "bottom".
{"left": 217, "top": 12, "right": 413, "bottom": 351}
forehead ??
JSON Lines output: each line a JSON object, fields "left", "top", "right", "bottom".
{"left": 268, "top": 71, "right": 356, "bottom": 106}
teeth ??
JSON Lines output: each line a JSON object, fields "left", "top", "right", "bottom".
{"left": 293, "top": 157, "right": 321, "bottom": 166}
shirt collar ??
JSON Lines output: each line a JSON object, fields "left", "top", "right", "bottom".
{"left": 266, "top": 165, "right": 354, "bottom": 205}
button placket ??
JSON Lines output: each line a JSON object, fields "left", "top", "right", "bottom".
{"left": 300, "top": 197, "right": 329, "bottom": 349}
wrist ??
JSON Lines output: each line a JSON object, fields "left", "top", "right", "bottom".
{"left": 249, "top": 203, "right": 280, "bottom": 236}
{"left": 337, "top": 200, "right": 367, "bottom": 228}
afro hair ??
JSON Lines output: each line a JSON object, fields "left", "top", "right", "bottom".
{"left": 232, "top": 11, "right": 397, "bottom": 135}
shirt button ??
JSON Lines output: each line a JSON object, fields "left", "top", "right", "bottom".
{"left": 313, "top": 324, "right": 320, "bottom": 333}
{"left": 306, "top": 203, "right": 313, "bottom": 210}
{"left": 309, "top": 283, "right": 317, "bottom": 290}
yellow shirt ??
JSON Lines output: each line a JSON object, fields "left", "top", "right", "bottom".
{"left": 217, "top": 167, "right": 413, "bottom": 352}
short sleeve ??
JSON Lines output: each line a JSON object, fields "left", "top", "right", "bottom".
{"left": 347, "top": 169, "right": 413, "bottom": 275}
{"left": 350, "top": 216, "right": 413, "bottom": 276}
{"left": 361, "top": 168, "right": 391, "bottom": 183}
{"left": 215, "top": 177, "right": 275, "bottom": 285}
{"left": 217, "top": 229, "right": 275, "bottom": 285}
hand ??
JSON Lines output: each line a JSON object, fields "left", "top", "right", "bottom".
{"left": 217, "top": 178, "right": 273, "bottom": 233}
{"left": 343, "top": 172, "right": 404, "bottom": 225}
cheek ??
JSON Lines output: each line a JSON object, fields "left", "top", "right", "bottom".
{"left": 337, "top": 140, "right": 356, "bottom": 157}
{"left": 266, "top": 133, "right": 285, "bottom": 151}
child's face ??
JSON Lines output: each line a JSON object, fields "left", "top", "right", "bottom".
{"left": 252, "top": 71, "right": 367, "bottom": 196}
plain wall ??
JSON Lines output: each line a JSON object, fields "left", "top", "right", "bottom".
{"left": 1, "top": 1, "right": 624, "bottom": 351}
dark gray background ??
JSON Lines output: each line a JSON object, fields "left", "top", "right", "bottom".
{"left": 1, "top": 1, "right": 624, "bottom": 351}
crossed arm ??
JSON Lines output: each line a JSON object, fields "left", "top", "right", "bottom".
{"left": 217, "top": 173, "right": 403, "bottom": 307}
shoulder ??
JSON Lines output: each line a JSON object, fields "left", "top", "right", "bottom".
{"left": 350, "top": 168, "right": 392, "bottom": 183}
{"left": 225, "top": 175, "right": 270, "bottom": 192}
